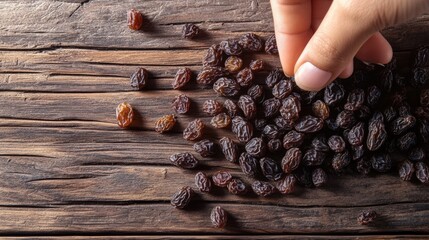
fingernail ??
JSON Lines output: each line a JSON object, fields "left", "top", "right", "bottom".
{"left": 295, "top": 62, "right": 332, "bottom": 91}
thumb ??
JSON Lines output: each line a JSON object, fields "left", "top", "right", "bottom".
{"left": 294, "top": 0, "right": 429, "bottom": 91}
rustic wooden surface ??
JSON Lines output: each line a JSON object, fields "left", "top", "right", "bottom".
{"left": 0, "top": 0, "right": 429, "bottom": 238}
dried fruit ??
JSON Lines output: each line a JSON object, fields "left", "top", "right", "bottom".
{"left": 236, "top": 68, "right": 254, "bottom": 87}
{"left": 332, "top": 151, "right": 351, "bottom": 172}
{"left": 277, "top": 174, "right": 297, "bottom": 194}
{"left": 312, "top": 100, "right": 330, "bottom": 120}
{"left": 336, "top": 110, "right": 356, "bottom": 129}
{"left": 197, "top": 67, "right": 228, "bottom": 85}
{"left": 245, "top": 137, "right": 266, "bottom": 157}
{"left": 408, "top": 147, "right": 426, "bottom": 162}
{"left": 371, "top": 153, "right": 392, "bottom": 173}
{"left": 324, "top": 82, "right": 345, "bottom": 106}
{"left": 252, "top": 181, "right": 276, "bottom": 196}
{"left": 171, "top": 186, "right": 193, "bottom": 209}
{"left": 303, "top": 148, "right": 326, "bottom": 166}
{"left": 212, "top": 171, "right": 233, "bottom": 187}
{"left": 127, "top": 9, "right": 143, "bottom": 30}
{"left": 280, "top": 95, "right": 301, "bottom": 122}
{"left": 172, "top": 68, "right": 192, "bottom": 89}
{"left": 116, "top": 102, "right": 134, "bottom": 128}
{"left": 224, "top": 56, "right": 243, "bottom": 73}
{"left": 213, "top": 77, "right": 241, "bottom": 97}
{"left": 267, "top": 139, "right": 283, "bottom": 152}
{"left": 266, "top": 69, "right": 285, "bottom": 88}
{"left": 249, "top": 59, "right": 264, "bottom": 72}
{"left": 282, "top": 148, "right": 302, "bottom": 173}
{"left": 203, "top": 100, "right": 223, "bottom": 116}
{"left": 265, "top": 34, "right": 278, "bottom": 54}
{"left": 231, "top": 116, "right": 253, "bottom": 142}
{"left": 211, "top": 113, "right": 231, "bottom": 129}
{"left": 203, "top": 44, "right": 223, "bottom": 67}
{"left": 182, "top": 23, "right": 199, "bottom": 39}
{"left": 170, "top": 152, "right": 199, "bottom": 169}
{"left": 239, "top": 152, "right": 260, "bottom": 178}
{"left": 210, "top": 206, "right": 228, "bottom": 228}
{"left": 224, "top": 99, "right": 240, "bottom": 118}
{"left": 227, "top": 178, "right": 248, "bottom": 195}
{"left": 262, "top": 98, "right": 281, "bottom": 118}
{"left": 195, "top": 172, "right": 212, "bottom": 192}
{"left": 260, "top": 157, "right": 283, "bottom": 181}
{"left": 248, "top": 85, "right": 265, "bottom": 103}
{"left": 312, "top": 168, "right": 328, "bottom": 187}
{"left": 239, "top": 33, "right": 263, "bottom": 52}
{"left": 357, "top": 211, "right": 377, "bottom": 225}
{"left": 283, "top": 130, "right": 304, "bottom": 149}
{"left": 262, "top": 124, "right": 281, "bottom": 139}
{"left": 155, "top": 114, "right": 176, "bottom": 133}
{"left": 183, "top": 119, "right": 205, "bottom": 141}
{"left": 416, "top": 161, "right": 429, "bottom": 184}
{"left": 399, "top": 160, "right": 415, "bottom": 181}
{"left": 172, "top": 94, "right": 191, "bottom": 114}
{"left": 130, "top": 67, "right": 149, "bottom": 90}
{"left": 238, "top": 95, "right": 257, "bottom": 119}
{"left": 347, "top": 122, "right": 365, "bottom": 146}
{"left": 391, "top": 115, "right": 416, "bottom": 135}
{"left": 344, "top": 89, "right": 365, "bottom": 111}
{"left": 220, "top": 39, "right": 243, "bottom": 56}
{"left": 367, "top": 112, "right": 387, "bottom": 151}
{"left": 294, "top": 115, "right": 324, "bottom": 133}
{"left": 193, "top": 139, "right": 216, "bottom": 157}
{"left": 328, "top": 135, "right": 346, "bottom": 153}
{"left": 272, "top": 79, "right": 293, "bottom": 99}
{"left": 219, "top": 137, "right": 239, "bottom": 162}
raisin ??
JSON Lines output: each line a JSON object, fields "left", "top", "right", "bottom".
{"left": 328, "top": 135, "right": 346, "bottom": 153}
{"left": 383, "top": 106, "right": 397, "bottom": 123}
{"left": 332, "top": 151, "right": 351, "bottom": 172}
{"left": 344, "top": 89, "right": 365, "bottom": 111}
{"left": 367, "top": 112, "right": 387, "bottom": 151}
{"left": 210, "top": 113, "right": 231, "bottom": 129}
{"left": 227, "top": 178, "right": 248, "bottom": 195}
{"left": 366, "top": 85, "right": 381, "bottom": 107}
{"left": 414, "top": 47, "right": 429, "bottom": 67}
{"left": 231, "top": 116, "right": 253, "bottom": 142}
{"left": 127, "top": 9, "right": 143, "bottom": 30}
{"left": 324, "top": 82, "right": 346, "bottom": 106}
{"left": 265, "top": 34, "right": 278, "bottom": 54}
{"left": 294, "top": 115, "right": 324, "bottom": 133}
{"left": 170, "top": 186, "right": 193, "bottom": 209}
{"left": 371, "top": 153, "right": 392, "bottom": 172}
{"left": 357, "top": 211, "right": 377, "bottom": 225}
{"left": 379, "top": 68, "right": 393, "bottom": 92}
{"left": 262, "top": 124, "right": 281, "bottom": 139}
{"left": 195, "top": 172, "right": 212, "bottom": 192}
{"left": 280, "top": 95, "right": 301, "bottom": 122}
{"left": 203, "top": 44, "right": 223, "bottom": 67}
{"left": 277, "top": 174, "right": 297, "bottom": 194}
{"left": 172, "top": 68, "right": 192, "bottom": 89}
{"left": 203, "top": 100, "right": 223, "bottom": 116}
{"left": 419, "top": 120, "right": 429, "bottom": 143}
{"left": 193, "top": 139, "right": 216, "bottom": 157}
{"left": 252, "top": 181, "right": 276, "bottom": 196}
{"left": 130, "top": 67, "right": 149, "bottom": 90}
{"left": 239, "top": 152, "right": 260, "bottom": 178}
{"left": 170, "top": 152, "right": 199, "bottom": 169}
{"left": 411, "top": 68, "right": 429, "bottom": 87}
{"left": 212, "top": 171, "right": 233, "bottom": 187}
{"left": 312, "top": 100, "right": 330, "bottom": 120}
{"left": 262, "top": 98, "right": 281, "bottom": 118}
{"left": 268, "top": 139, "right": 283, "bottom": 152}
{"left": 272, "top": 79, "right": 293, "bottom": 99}
{"left": 397, "top": 132, "right": 417, "bottom": 152}
{"left": 266, "top": 69, "right": 285, "bottom": 88}
{"left": 254, "top": 118, "right": 268, "bottom": 131}
{"left": 391, "top": 115, "right": 416, "bottom": 135}
{"left": 336, "top": 110, "right": 356, "bottom": 129}
{"left": 399, "top": 160, "right": 415, "bottom": 181}
{"left": 421, "top": 89, "right": 429, "bottom": 106}
{"left": 238, "top": 95, "right": 257, "bottom": 119}
{"left": 219, "top": 137, "right": 239, "bottom": 162}
{"left": 303, "top": 148, "right": 326, "bottom": 166}
{"left": 274, "top": 116, "right": 294, "bottom": 131}
{"left": 282, "top": 147, "right": 302, "bottom": 173}
{"left": 416, "top": 161, "right": 429, "bottom": 184}
{"left": 236, "top": 68, "right": 254, "bottom": 87}
{"left": 182, "top": 23, "right": 199, "bottom": 39}
{"left": 347, "top": 122, "right": 365, "bottom": 146}
{"left": 311, "top": 136, "right": 330, "bottom": 152}
{"left": 352, "top": 144, "right": 365, "bottom": 160}
{"left": 183, "top": 119, "right": 205, "bottom": 141}
{"left": 220, "top": 39, "right": 243, "bottom": 56}
{"left": 224, "top": 56, "right": 243, "bottom": 73}
{"left": 249, "top": 59, "right": 264, "bottom": 72}
{"left": 154, "top": 114, "right": 176, "bottom": 133}
{"left": 283, "top": 130, "right": 305, "bottom": 149}
{"left": 172, "top": 94, "right": 191, "bottom": 114}
{"left": 245, "top": 138, "right": 266, "bottom": 158}
{"left": 239, "top": 33, "right": 263, "bottom": 52}
{"left": 116, "top": 102, "right": 134, "bottom": 128}
{"left": 260, "top": 157, "right": 283, "bottom": 181}
{"left": 197, "top": 66, "right": 228, "bottom": 85}
{"left": 356, "top": 158, "right": 371, "bottom": 175}
{"left": 248, "top": 85, "right": 265, "bottom": 103}
{"left": 408, "top": 147, "right": 426, "bottom": 162}
{"left": 210, "top": 206, "right": 228, "bottom": 228}
{"left": 224, "top": 99, "right": 240, "bottom": 118}
{"left": 312, "top": 168, "right": 328, "bottom": 187}
{"left": 213, "top": 77, "right": 241, "bottom": 97}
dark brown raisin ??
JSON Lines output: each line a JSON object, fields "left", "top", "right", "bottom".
{"left": 219, "top": 137, "right": 239, "bottom": 162}
{"left": 239, "top": 33, "right": 263, "bottom": 52}
{"left": 262, "top": 124, "right": 281, "bottom": 139}
{"left": 311, "top": 136, "right": 330, "bottom": 152}
{"left": 127, "top": 9, "right": 143, "bottom": 30}
{"left": 265, "top": 34, "right": 278, "bottom": 54}
{"left": 380, "top": 68, "right": 393, "bottom": 92}
{"left": 183, "top": 119, "right": 205, "bottom": 141}
{"left": 303, "top": 148, "right": 326, "bottom": 166}
{"left": 196, "top": 66, "right": 228, "bottom": 85}
{"left": 397, "top": 132, "right": 417, "bottom": 152}
{"left": 276, "top": 174, "right": 297, "bottom": 194}
{"left": 210, "top": 206, "right": 228, "bottom": 228}
{"left": 213, "top": 77, "right": 241, "bottom": 97}
{"left": 266, "top": 69, "right": 285, "bottom": 88}
{"left": 203, "top": 44, "right": 223, "bottom": 67}
{"left": 366, "top": 85, "right": 381, "bottom": 107}
{"left": 238, "top": 95, "right": 257, "bottom": 119}
{"left": 419, "top": 120, "right": 429, "bottom": 143}
{"left": 336, "top": 110, "right": 356, "bottom": 129}
{"left": 268, "top": 139, "right": 283, "bottom": 153}
{"left": 274, "top": 116, "right": 294, "bottom": 131}
{"left": 249, "top": 59, "right": 264, "bottom": 72}
{"left": 227, "top": 178, "right": 248, "bottom": 195}
{"left": 390, "top": 115, "right": 416, "bottom": 135}
{"left": 182, "top": 23, "right": 199, "bottom": 39}
{"left": 411, "top": 67, "right": 429, "bottom": 87}
{"left": 170, "top": 186, "right": 193, "bottom": 209}
{"left": 220, "top": 39, "right": 243, "bottom": 56}
{"left": 280, "top": 95, "right": 301, "bottom": 122}
{"left": 324, "top": 82, "right": 346, "bottom": 106}
{"left": 283, "top": 130, "right": 305, "bottom": 149}
{"left": 172, "top": 94, "right": 191, "bottom": 114}
{"left": 347, "top": 122, "right": 365, "bottom": 146}
{"left": 231, "top": 116, "right": 253, "bottom": 142}
{"left": 367, "top": 112, "right": 387, "bottom": 151}
{"left": 236, "top": 68, "right": 254, "bottom": 87}
{"left": 212, "top": 170, "right": 233, "bottom": 187}
{"left": 239, "top": 152, "right": 260, "bottom": 178}
{"left": 260, "top": 157, "right": 283, "bottom": 181}
{"left": 399, "top": 160, "right": 415, "bottom": 181}
{"left": 245, "top": 137, "right": 266, "bottom": 157}
{"left": 312, "top": 168, "right": 328, "bottom": 187}
{"left": 282, "top": 147, "right": 302, "bottom": 173}
{"left": 352, "top": 144, "right": 365, "bottom": 160}
{"left": 357, "top": 210, "right": 377, "bottom": 225}
{"left": 130, "top": 67, "right": 149, "bottom": 90}
{"left": 371, "top": 153, "right": 392, "bottom": 172}
{"left": 224, "top": 99, "right": 240, "bottom": 118}
{"left": 169, "top": 152, "right": 199, "bottom": 169}
{"left": 262, "top": 98, "right": 281, "bottom": 118}
{"left": 408, "top": 147, "right": 426, "bottom": 162}
{"left": 272, "top": 79, "right": 293, "bottom": 99}
{"left": 224, "top": 56, "right": 243, "bottom": 73}
{"left": 416, "top": 161, "right": 429, "bottom": 184}
{"left": 116, "top": 102, "right": 134, "bottom": 128}
{"left": 247, "top": 85, "right": 265, "bottom": 103}
{"left": 155, "top": 114, "right": 176, "bottom": 133}
{"left": 210, "top": 113, "right": 231, "bottom": 129}
{"left": 356, "top": 158, "right": 371, "bottom": 175}
{"left": 332, "top": 151, "right": 351, "bottom": 172}
{"left": 252, "top": 181, "right": 276, "bottom": 196}
{"left": 195, "top": 172, "right": 212, "bottom": 192}
{"left": 203, "top": 100, "right": 223, "bottom": 116}
{"left": 172, "top": 68, "right": 192, "bottom": 89}
{"left": 383, "top": 106, "right": 397, "bottom": 123}
{"left": 344, "top": 89, "right": 365, "bottom": 111}
{"left": 193, "top": 139, "right": 216, "bottom": 157}
{"left": 294, "top": 115, "right": 324, "bottom": 133}
{"left": 312, "top": 100, "right": 330, "bottom": 120}
{"left": 328, "top": 135, "right": 346, "bottom": 153}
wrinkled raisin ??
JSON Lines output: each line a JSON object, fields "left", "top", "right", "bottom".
{"left": 245, "top": 137, "right": 266, "bottom": 157}
{"left": 332, "top": 151, "right": 351, "bottom": 172}
{"left": 227, "top": 178, "right": 248, "bottom": 195}
{"left": 172, "top": 94, "right": 191, "bottom": 114}
{"left": 367, "top": 112, "right": 387, "bottom": 151}
{"left": 224, "top": 56, "right": 243, "bottom": 73}
{"left": 312, "top": 136, "right": 330, "bottom": 152}
{"left": 399, "top": 160, "right": 414, "bottom": 181}
{"left": 213, "top": 77, "right": 241, "bottom": 97}
{"left": 295, "top": 115, "right": 324, "bottom": 133}
{"left": 171, "top": 186, "right": 193, "bottom": 209}
{"left": 280, "top": 95, "right": 301, "bottom": 122}
{"left": 239, "top": 33, "right": 263, "bottom": 52}
{"left": 347, "top": 122, "right": 365, "bottom": 146}
{"left": 249, "top": 59, "right": 264, "bottom": 72}
{"left": 127, "top": 9, "right": 143, "bottom": 30}
{"left": 267, "top": 139, "right": 283, "bottom": 152}
{"left": 312, "top": 168, "right": 328, "bottom": 187}
{"left": 397, "top": 132, "right": 417, "bottom": 152}
{"left": 328, "top": 135, "right": 346, "bottom": 153}
{"left": 183, "top": 119, "right": 205, "bottom": 141}
{"left": 239, "top": 152, "right": 260, "bottom": 178}
{"left": 262, "top": 98, "right": 281, "bottom": 118}
{"left": 219, "top": 137, "right": 239, "bottom": 162}
{"left": 371, "top": 153, "right": 392, "bottom": 172}
{"left": 408, "top": 147, "right": 426, "bottom": 162}
{"left": 130, "top": 67, "right": 149, "bottom": 90}
{"left": 211, "top": 113, "right": 231, "bottom": 129}
{"left": 282, "top": 147, "right": 302, "bottom": 173}
{"left": 265, "top": 34, "right": 278, "bottom": 54}
{"left": 248, "top": 85, "right": 265, "bottom": 103}
{"left": 416, "top": 161, "right": 429, "bottom": 184}
{"left": 220, "top": 39, "right": 243, "bottom": 56}
{"left": 212, "top": 171, "right": 233, "bottom": 187}
{"left": 193, "top": 139, "right": 216, "bottom": 157}
{"left": 231, "top": 116, "right": 253, "bottom": 142}
{"left": 236, "top": 68, "right": 254, "bottom": 87}
{"left": 283, "top": 130, "right": 305, "bottom": 149}
{"left": 195, "top": 172, "right": 212, "bottom": 192}
{"left": 324, "top": 82, "right": 346, "bottom": 106}
{"left": 336, "top": 110, "right": 356, "bottom": 129}
{"left": 116, "top": 102, "right": 134, "bottom": 128}
{"left": 210, "top": 206, "right": 228, "bottom": 228}
{"left": 238, "top": 95, "right": 257, "bottom": 119}
{"left": 272, "top": 79, "right": 293, "bottom": 99}
{"left": 252, "top": 180, "right": 276, "bottom": 196}
{"left": 260, "top": 157, "right": 283, "bottom": 181}
{"left": 172, "top": 68, "right": 192, "bottom": 89}
{"left": 266, "top": 69, "right": 285, "bottom": 88}
{"left": 155, "top": 114, "right": 176, "bottom": 133}
{"left": 197, "top": 67, "right": 228, "bottom": 85}
{"left": 262, "top": 124, "right": 281, "bottom": 139}
{"left": 344, "top": 89, "right": 365, "bottom": 111}
{"left": 224, "top": 99, "right": 240, "bottom": 118}
{"left": 203, "top": 100, "right": 223, "bottom": 116}
{"left": 303, "top": 148, "right": 326, "bottom": 166}
{"left": 169, "top": 152, "right": 199, "bottom": 169}
{"left": 203, "top": 44, "right": 223, "bottom": 67}
{"left": 182, "top": 23, "right": 199, "bottom": 39}
{"left": 312, "top": 100, "right": 330, "bottom": 120}
{"left": 277, "top": 174, "right": 297, "bottom": 194}
{"left": 391, "top": 115, "right": 416, "bottom": 135}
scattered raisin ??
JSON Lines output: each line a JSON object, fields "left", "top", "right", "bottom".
{"left": 224, "top": 56, "right": 243, "bottom": 73}
{"left": 236, "top": 68, "right": 254, "bottom": 87}
{"left": 197, "top": 67, "right": 228, "bottom": 85}
{"left": 220, "top": 39, "right": 243, "bottom": 56}
{"left": 252, "top": 180, "right": 276, "bottom": 196}
{"left": 127, "top": 9, "right": 143, "bottom": 30}
{"left": 195, "top": 172, "right": 212, "bottom": 192}
{"left": 312, "top": 100, "right": 330, "bottom": 120}
{"left": 116, "top": 102, "right": 134, "bottom": 128}
{"left": 170, "top": 152, "right": 199, "bottom": 169}
{"left": 203, "top": 100, "right": 223, "bottom": 116}
{"left": 328, "top": 135, "right": 346, "bottom": 153}
{"left": 219, "top": 137, "right": 239, "bottom": 162}
{"left": 282, "top": 148, "right": 302, "bottom": 173}
{"left": 212, "top": 171, "right": 233, "bottom": 187}
{"left": 245, "top": 137, "right": 266, "bottom": 157}
{"left": 155, "top": 114, "right": 176, "bottom": 133}
{"left": 210, "top": 206, "right": 228, "bottom": 228}
{"left": 276, "top": 174, "right": 297, "bottom": 194}
{"left": 231, "top": 116, "right": 253, "bottom": 142}
{"left": 283, "top": 130, "right": 305, "bottom": 149}
{"left": 249, "top": 59, "right": 264, "bottom": 72}
{"left": 239, "top": 152, "right": 260, "bottom": 178}
{"left": 312, "top": 168, "right": 328, "bottom": 187}
{"left": 211, "top": 113, "right": 231, "bottom": 129}
{"left": 238, "top": 95, "right": 257, "bottom": 119}
{"left": 399, "top": 160, "right": 415, "bottom": 181}
{"left": 193, "top": 139, "right": 216, "bottom": 157}
{"left": 265, "top": 34, "right": 278, "bottom": 54}
{"left": 130, "top": 67, "right": 149, "bottom": 90}
{"left": 182, "top": 23, "right": 199, "bottom": 39}
{"left": 203, "top": 44, "right": 223, "bottom": 67}
{"left": 239, "top": 33, "right": 263, "bottom": 52}
{"left": 416, "top": 161, "right": 429, "bottom": 184}
{"left": 183, "top": 119, "right": 205, "bottom": 141}
{"left": 294, "top": 115, "right": 324, "bottom": 133}
{"left": 260, "top": 157, "right": 283, "bottom": 181}
{"left": 227, "top": 178, "right": 248, "bottom": 195}
{"left": 172, "top": 94, "right": 191, "bottom": 114}
{"left": 171, "top": 186, "right": 193, "bottom": 209}
{"left": 213, "top": 77, "right": 241, "bottom": 97}
{"left": 172, "top": 68, "right": 192, "bottom": 89}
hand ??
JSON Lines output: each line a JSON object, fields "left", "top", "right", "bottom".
{"left": 270, "top": 0, "right": 429, "bottom": 91}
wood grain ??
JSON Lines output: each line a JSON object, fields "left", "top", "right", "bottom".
{"left": 0, "top": 0, "right": 428, "bottom": 237}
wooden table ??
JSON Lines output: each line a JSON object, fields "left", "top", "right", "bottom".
{"left": 0, "top": 0, "right": 429, "bottom": 239}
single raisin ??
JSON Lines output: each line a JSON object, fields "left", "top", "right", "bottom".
{"left": 272, "top": 79, "right": 293, "bottom": 99}
{"left": 213, "top": 77, "right": 241, "bottom": 97}
{"left": 367, "top": 112, "right": 387, "bottom": 151}
{"left": 211, "top": 113, "right": 231, "bottom": 129}
{"left": 332, "top": 151, "right": 351, "bottom": 172}
{"left": 266, "top": 69, "right": 285, "bottom": 88}
{"left": 383, "top": 106, "right": 397, "bottom": 123}
{"left": 236, "top": 68, "right": 254, "bottom": 87}
{"left": 411, "top": 68, "right": 429, "bottom": 87}
{"left": 344, "top": 89, "right": 365, "bottom": 111}
{"left": 182, "top": 23, "right": 199, "bottom": 39}
{"left": 282, "top": 147, "right": 302, "bottom": 173}
{"left": 324, "top": 82, "right": 346, "bottom": 106}
{"left": 239, "top": 33, "right": 263, "bottom": 52}
{"left": 347, "top": 122, "right": 365, "bottom": 146}
{"left": 265, "top": 34, "right": 278, "bottom": 54}
{"left": 154, "top": 114, "right": 176, "bottom": 133}
{"left": 420, "top": 89, "right": 429, "bottom": 106}
{"left": 252, "top": 181, "right": 276, "bottom": 196}
{"left": 224, "top": 99, "right": 240, "bottom": 118}
{"left": 183, "top": 119, "right": 205, "bottom": 141}
{"left": 238, "top": 95, "right": 257, "bottom": 119}
{"left": 274, "top": 116, "right": 294, "bottom": 131}
{"left": 312, "top": 100, "right": 330, "bottom": 120}
{"left": 172, "top": 68, "right": 192, "bottom": 89}
{"left": 170, "top": 186, "right": 193, "bottom": 209}
{"left": 203, "top": 100, "right": 223, "bottom": 116}
{"left": 268, "top": 139, "right": 283, "bottom": 153}
{"left": 371, "top": 153, "right": 392, "bottom": 173}
{"left": 227, "top": 178, "right": 248, "bottom": 195}
{"left": 294, "top": 115, "right": 324, "bottom": 133}
{"left": 248, "top": 85, "right": 265, "bottom": 103}
{"left": 127, "top": 9, "right": 143, "bottom": 30}
{"left": 366, "top": 85, "right": 381, "bottom": 107}
{"left": 408, "top": 147, "right": 426, "bottom": 162}
{"left": 260, "top": 157, "right": 283, "bottom": 181}
{"left": 219, "top": 137, "right": 239, "bottom": 162}
{"left": 283, "top": 130, "right": 305, "bottom": 149}
{"left": 193, "top": 139, "right": 216, "bottom": 157}
{"left": 172, "top": 94, "right": 191, "bottom": 114}
{"left": 212, "top": 171, "right": 233, "bottom": 187}
{"left": 276, "top": 174, "right": 297, "bottom": 194}
{"left": 224, "top": 56, "right": 243, "bottom": 73}
{"left": 396, "top": 132, "right": 417, "bottom": 152}
{"left": 391, "top": 115, "right": 416, "bottom": 135}
{"left": 352, "top": 144, "right": 365, "bottom": 160}
{"left": 328, "top": 135, "right": 346, "bottom": 153}
{"left": 249, "top": 59, "right": 264, "bottom": 72}
{"left": 280, "top": 95, "right": 301, "bottom": 122}
{"left": 416, "top": 161, "right": 429, "bottom": 184}
{"left": 195, "top": 172, "right": 212, "bottom": 192}
{"left": 357, "top": 211, "right": 377, "bottom": 225}
{"left": 231, "top": 116, "right": 253, "bottom": 142}
{"left": 311, "top": 136, "right": 330, "bottom": 152}
{"left": 220, "top": 39, "right": 243, "bottom": 56}
{"left": 239, "top": 152, "right": 260, "bottom": 178}
{"left": 262, "top": 124, "right": 281, "bottom": 139}
{"left": 211, "top": 206, "right": 228, "bottom": 228}
{"left": 203, "top": 44, "right": 223, "bottom": 67}
{"left": 356, "top": 158, "right": 371, "bottom": 175}
{"left": 336, "top": 110, "right": 356, "bottom": 129}
{"left": 245, "top": 137, "right": 267, "bottom": 157}
{"left": 414, "top": 47, "right": 429, "bottom": 67}
{"left": 262, "top": 98, "right": 281, "bottom": 118}
{"left": 399, "top": 160, "right": 415, "bottom": 181}
{"left": 170, "top": 152, "right": 199, "bottom": 169}
{"left": 312, "top": 168, "right": 328, "bottom": 187}
{"left": 130, "top": 67, "right": 149, "bottom": 90}
{"left": 116, "top": 102, "right": 134, "bottom": 128}
{"left": 197, "top": 66, "right": 228, "bottom": 85}
{"left": 303, "top": 148, "right": 326, "bottom": 166}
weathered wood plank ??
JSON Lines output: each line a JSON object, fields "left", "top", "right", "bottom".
{"left": 0, "top": 203, "right": 427, "bottom": 234}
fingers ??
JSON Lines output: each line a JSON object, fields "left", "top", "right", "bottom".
{"left": 270, "top": 0, "right": 313, "bottom": 76}
{"left": 356, "top": 32, "right": 392, "bottom": 64}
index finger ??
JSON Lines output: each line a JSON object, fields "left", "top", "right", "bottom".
{"left": 270, "top": 0, "right": 313, "bottom": 76}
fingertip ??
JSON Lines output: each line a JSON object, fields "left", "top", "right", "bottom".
{"left": 294, "top": 62, "right": 332, "bottom": 91}
{"left": 338, "top": 61, "right": 354, "bottom": 79}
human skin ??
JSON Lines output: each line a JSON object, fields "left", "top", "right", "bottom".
{"left": 270, "top": 0, "right": 429, "bottom": 91}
